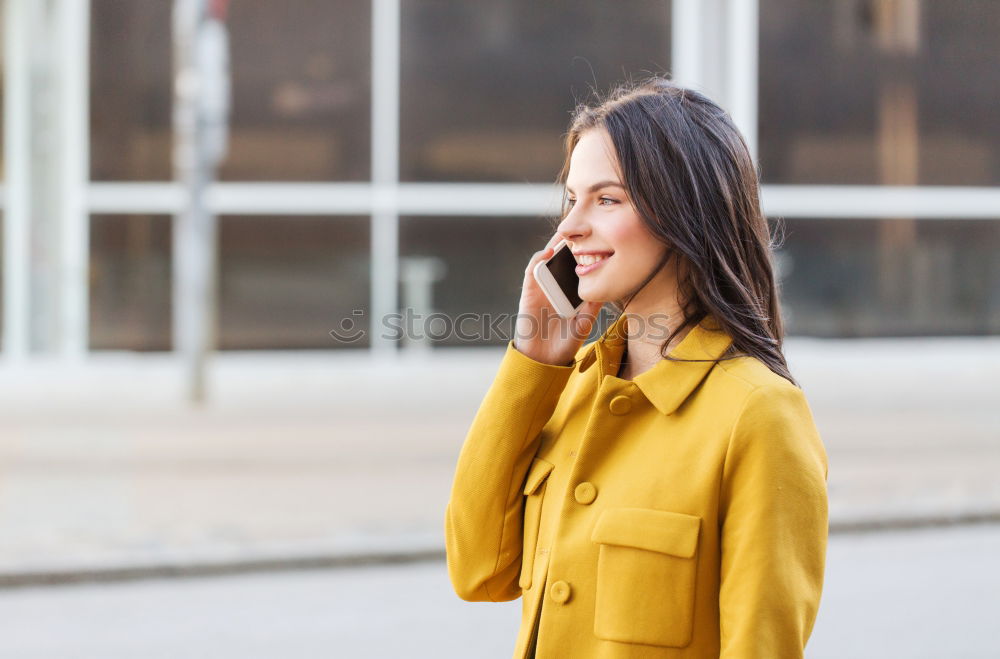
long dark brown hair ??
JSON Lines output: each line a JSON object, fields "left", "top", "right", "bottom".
{"left": 550, "top": 74, "right": 798, "bottom": 387}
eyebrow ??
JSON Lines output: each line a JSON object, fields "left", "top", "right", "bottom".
{"left": 565, "top": 180, "right": 625, "bottom": 195}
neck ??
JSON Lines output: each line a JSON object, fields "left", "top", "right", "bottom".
{"left": 615, "top": 266, "right": 688, "bottom": 379}
{"left": 616, "top": 300, "right": 694, "bottom": 379}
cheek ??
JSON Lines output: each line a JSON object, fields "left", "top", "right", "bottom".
{"left": 606, "top": 212, "right": 656, "bottom": 258}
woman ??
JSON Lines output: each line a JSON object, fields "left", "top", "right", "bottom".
{"left": 444, "top": 76, "right": 829, "bottom": 658}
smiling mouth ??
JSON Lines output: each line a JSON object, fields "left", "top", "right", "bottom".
{"left": 575, "top": 253, "right": 612, "bottom": 276}
{"left": 574, "top": 252, "right": 614, "bottom": 266}
{"left": 576, "top": 254, "right": 611, "bottom": 265}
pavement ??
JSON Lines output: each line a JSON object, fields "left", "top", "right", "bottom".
{"left": 2, "top": 524, "right": 999, "bottom": 658}
{"left": 0, "top": 335, "right": 998, "bottom": 587}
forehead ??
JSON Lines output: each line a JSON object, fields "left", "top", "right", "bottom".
{"left": 567, "top": 129, "right": 620, "bottom": 183}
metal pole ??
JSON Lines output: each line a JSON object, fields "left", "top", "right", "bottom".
{"left": 172, "top": 0, "right": 229, "bottom": 403}
{"left": 370, "top": 0, "right": 400, "bottom": 360}
{"left": 671, "top": 0, "right": 698, "bottom": 89}
{"left": 725, "top": 0, "right": 758, "bottom": 164}
{"left": 2, "top": 0, "right": 33, "bottom": 361}
{"left": 672, "top": 0, "right": 758, "bottom": 163}
{"left": 55, "top": 0, "right": 91, "bottom": 358}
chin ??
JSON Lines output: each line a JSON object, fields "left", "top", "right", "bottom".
{"left": 577, "top": 285, "right": 610, "bottom": 306}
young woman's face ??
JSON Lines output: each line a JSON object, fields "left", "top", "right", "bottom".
{"left": 556, "top": 127, "right": 671, "bottom": 306}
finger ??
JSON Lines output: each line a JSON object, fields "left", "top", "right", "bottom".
{"left": 530, "top": 235, "right": 564, "bottom": 272}
{"left": 524, "top": 247, "right": 553, "bottom": 275}
{"left": 544, "top": 233, "right": 565, "bottom": 252}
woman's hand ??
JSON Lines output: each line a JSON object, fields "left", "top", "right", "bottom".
{"left": 513, "top": 235, "right": 604, "bottom": 366}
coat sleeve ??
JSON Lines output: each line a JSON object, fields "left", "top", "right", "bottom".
{"left": 444, "top": 339, "right": 576, "bottom": 602}
{"left": 718, "top": 383, "right": 830, "bottom": 658}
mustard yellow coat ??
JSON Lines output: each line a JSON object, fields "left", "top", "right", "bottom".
{"left": 445, "top": 312, "right": 829, "bottom": 658}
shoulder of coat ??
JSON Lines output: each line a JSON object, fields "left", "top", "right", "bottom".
{"left": 712, "top": 353, "right": 796, "bottom": 393}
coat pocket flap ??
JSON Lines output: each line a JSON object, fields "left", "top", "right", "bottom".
{"left": 523, "top": 457, "right": 555, "bottom": 495}
{"left": 591, "top": 507, "right": 701, "bottom": 558}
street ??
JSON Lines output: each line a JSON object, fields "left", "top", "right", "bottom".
{"left": 0, "top": 523, "right": 997, "bottom": 658}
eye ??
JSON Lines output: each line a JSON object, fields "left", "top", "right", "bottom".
{"left": 566, "top": 197, "right": 618, "bottom": 208}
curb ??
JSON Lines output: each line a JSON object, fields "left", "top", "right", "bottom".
{"left": 0, "top": 547, "right": 446, "bottom": 590}
{"left": 3, "top": 512, "right": 999, "bottom": 590}
{"left": 828, "top": 509, "right": 1000, "bottom": 534}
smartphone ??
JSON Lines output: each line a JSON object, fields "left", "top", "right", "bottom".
{"left": 532, "top": 239, "right": 585, "bottom": 318}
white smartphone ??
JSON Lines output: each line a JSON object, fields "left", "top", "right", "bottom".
{"left": 532, "top": 239, "right": 585, "bottom": 318}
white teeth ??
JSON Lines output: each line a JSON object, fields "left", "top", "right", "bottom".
{"left": 577, "top": 254, "right": 610, "bottom": 266}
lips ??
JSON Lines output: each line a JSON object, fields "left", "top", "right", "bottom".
{"left": 575, "top": 253, "right": 612, "bottom": 276}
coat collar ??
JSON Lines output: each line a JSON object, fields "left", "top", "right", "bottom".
{"left": 577, "top": 311, "right": 734, "bottom": 416}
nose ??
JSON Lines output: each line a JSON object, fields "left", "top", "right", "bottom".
{"left": 555, "top": 203, "right": 589, "bottom": 248}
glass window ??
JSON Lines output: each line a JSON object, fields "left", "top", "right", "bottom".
{"left": 89, "top": 2, "right": 172, "bottom": 181}
{"left": 398, "top": 216, "right": 554, "bottom": 346}
{"left": 759, "top": 0, "right": 1000, "bottom": 185}
{"left": 400, "top": 1, "right": 672, "bottom": 183}
{"left": 218, "top": 216, "right": 370, "bottom": 349}
{"left": 89, "top": 215, "right": 172, "bottom": 350}
{"left": 89, "top": 215, "right": 370, "bottom": 350}
{"left": 90, "top": 0, "right": 371, "bottom": 182}
{"left": 775, "top": 218, "right": 1000, "bottom": 336}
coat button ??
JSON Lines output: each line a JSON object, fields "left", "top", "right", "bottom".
{"left": 574, "top": 482, "right": 597, "bottom": 504}
{"left": 609, "top": 395, "right": 632, "bottom": 415}
{"left": 550, "top": 580, "right": 572, "bottom": 603}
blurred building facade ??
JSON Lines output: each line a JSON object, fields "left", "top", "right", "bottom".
{"left": 1, "top": 0, "right": 998, "bottom": 356}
